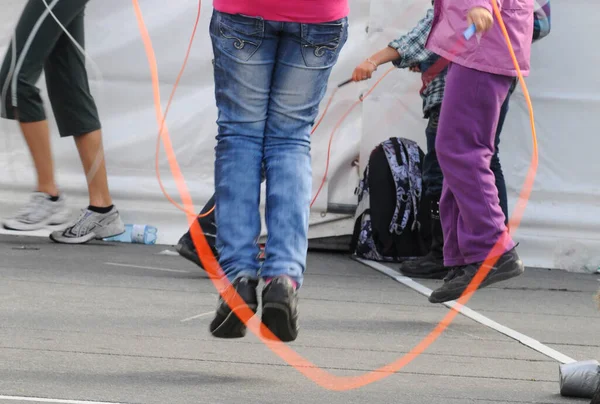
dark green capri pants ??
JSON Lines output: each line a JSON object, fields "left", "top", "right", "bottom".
{"left": 0, "top": 0, "right": 100, "bottom": 137}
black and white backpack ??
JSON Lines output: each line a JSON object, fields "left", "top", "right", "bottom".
{"left": 350, "top": 137, "right": 431, "bottom": 262}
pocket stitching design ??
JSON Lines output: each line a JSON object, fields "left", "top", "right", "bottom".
{"left": 301, "top": 22, "right": 345, "bottom": 58}
{"left": 218, "top": 24, "right": 260, "bottom": 50}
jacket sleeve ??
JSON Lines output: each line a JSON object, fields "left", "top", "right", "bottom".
{"left": 532, "top": 0, "right": 551, "bottom": 42}
{"left": 464, "top": 0, "right": 499, "bottom": 14}
{"left": 388, "top": 8, "right": 436, "bottom": 68}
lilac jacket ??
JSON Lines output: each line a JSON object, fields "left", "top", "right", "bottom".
{"left": 425, "top": 0, "right": 534, "bottom": 77}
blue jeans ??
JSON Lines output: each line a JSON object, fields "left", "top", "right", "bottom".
{"left": 422, "top": 81, "right": 515, "bottom": 223}
{"left": 209, "top": 10, "right": 348, "bottom": 288}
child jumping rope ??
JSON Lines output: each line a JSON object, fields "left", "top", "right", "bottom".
{"left": 351, "top": 0, "right": 550, "bottom": 280}
{"left": 424, "top": 0, "right": 534, "bottom": 303}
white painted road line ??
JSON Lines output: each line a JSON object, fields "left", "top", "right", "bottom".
{"left": 156, "top": 250, "right": 180, "bottom": 256}
{"left": 181, "top": 311, "right": 214, "bottom": 322}
{"left": 354, "top": 257, "right": 577, "bottom": 365}
{"left": 0, "top": 395, "right": 124, "bottom": 404}
{"left": 104, "top": 262, "right": 189, "bottom": 274}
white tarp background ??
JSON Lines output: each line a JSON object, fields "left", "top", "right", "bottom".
{"left": 0, "top": 0, "right": 598, "bottom": 271}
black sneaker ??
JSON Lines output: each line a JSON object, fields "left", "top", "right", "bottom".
{"left": 176, "top": 231, "right": 204, "bottom": 268}
{"left": 399, "top": 198, "right": 446, "bottom": 279}
{"left": 210, "top": 276, "right": 258, "bottom": 338}
{"left": 176, "top": 229, "right": 265, "bottom": 269}
{"left": 176, "top": 210, "right": 218, "bottom": 270}
{"left": 261, "top": 276, "right": 299, "bottom": 342}
{"left": 428, "top": 247, "right": 524, "bottom": 304}
{"left": 399, "top": 252, "right": 446, "bottom": 279}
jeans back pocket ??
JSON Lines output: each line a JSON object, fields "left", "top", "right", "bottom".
{"left": 300, "top": 18, "right": 348, "bottom": 68}
{"left": 212, "top": 11, "right": 265, "bottom": 62}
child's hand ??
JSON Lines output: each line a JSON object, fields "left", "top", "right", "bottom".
{"left": 409, "top": 66, "right": 421, "bottom": 73}
{"left": 467, "top": 7, "right": 493, "bottom": 33}
{"left": 352, "top": 59, "right": 378, "bottom": 82}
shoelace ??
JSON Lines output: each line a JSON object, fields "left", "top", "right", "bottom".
{"left": 66, "top": 209, "right": 91, "bottom": 230}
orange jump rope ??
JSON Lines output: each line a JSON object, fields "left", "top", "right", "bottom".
{"left": 132, "top": 0, "right": 538, "bottom": 391}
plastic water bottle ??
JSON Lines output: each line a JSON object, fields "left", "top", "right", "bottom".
{"left": 104, "top": 224, "right": 158, "bottom": 245}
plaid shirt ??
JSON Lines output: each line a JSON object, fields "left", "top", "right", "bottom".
{"left": 388, "top": 8, "right": 442, "bottom": 118}
{"left": 388, "top": 1, "right": 551, "bottom": 119}
{"left": 533, "top": 0, "right": 552, "bottom": 41}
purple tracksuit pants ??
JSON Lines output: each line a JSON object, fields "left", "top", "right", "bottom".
{"left": 436, "top": 63, "right": 516, "bottom": 267}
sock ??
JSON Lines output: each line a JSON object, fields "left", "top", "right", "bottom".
{"left": 88, "top": 205, "right": 114, "bottom": 214}
{"left": 48, "top": 195, "right": 60, "bottom": 202}
{"left": 265, "top": 276, "right": 298, "bottom": 290}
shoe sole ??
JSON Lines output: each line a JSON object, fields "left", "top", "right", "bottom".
{"left": 429, "top": 261, "right": 525, "bottom": 304}
{"left": 3, "top": 210, "right": 71, "bottom": 232}
{"left": 261, "top": 302, "right": 298, "bottom": 342}
{"left": 49, "top": 232, "right": 96, "bottom": 244}
{"left": 210, "top": 304, "right": 257, "bottom": 339}
{"left": 50, "top": 223, "right": 126, "bottom": 245}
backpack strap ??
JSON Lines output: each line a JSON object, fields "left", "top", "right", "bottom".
{"left": 353, "top": 162, "right": 371, "bottom": 220}
{"left": 395, "top": 138, "right": 419, "bottom": 232}
{"left": 382, "top": 138, "right": 411, "bottom": 235}
{"left": 399, "top": 138, "right": 423, "bottom": 232}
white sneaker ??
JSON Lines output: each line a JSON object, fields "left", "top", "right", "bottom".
{"left": 2, "top": 192, "right": 71, "bottom": 231}
{"left": 50, "top": 206, "right": 126, "bottom": 244}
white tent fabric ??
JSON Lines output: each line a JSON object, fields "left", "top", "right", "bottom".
{"left": 0, "top": 0, "right": 598, "bottom": 272}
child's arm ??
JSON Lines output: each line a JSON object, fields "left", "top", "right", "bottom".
{"left": 352, "top": 9, "right": 437, "bottom": 81}
{"left": 532, "top": 0, "right": 551, "bottom": 42}
{"left": 388, "top": 8, "right": 436, "bottom": 69}
{"left": 465, "top": 0, "right": 502, "bottom": 14}
{"left": 468, "top": 0, "right": 550, "bottom": 43}
{"left": 465, "top": 0, "right": 508, "bottom": 33}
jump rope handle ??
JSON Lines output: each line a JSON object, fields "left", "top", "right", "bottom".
{"left": 463, "top": 23, "right": 476, "bottom": 40}
{"left": 338, "top": 78, "right": 353, "bottom": 88}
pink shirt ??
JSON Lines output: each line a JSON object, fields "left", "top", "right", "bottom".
{"left": 213, "top": 0, "right": 349, "bottom": 24}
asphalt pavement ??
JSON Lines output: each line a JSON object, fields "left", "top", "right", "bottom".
{"left": 0, "top": 234, "right": 597, "bottom": 404}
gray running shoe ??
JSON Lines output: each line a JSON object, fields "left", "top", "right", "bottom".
{"left": 50, "top": 206, "right": 125, "bottom": 244}
{"left": 3, "top": 192, "right": 71, "bottom": 231}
